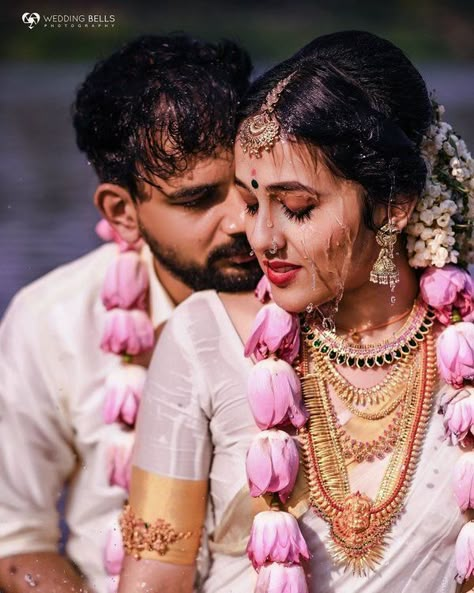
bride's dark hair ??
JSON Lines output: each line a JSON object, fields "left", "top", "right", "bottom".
{"left": 238, "top": 31, "right": 432, "bottom": 230}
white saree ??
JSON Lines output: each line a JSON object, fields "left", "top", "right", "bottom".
{"left": 133, "top": 290, "right": 467, "bottom": 593}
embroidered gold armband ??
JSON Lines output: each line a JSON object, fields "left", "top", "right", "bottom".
{"left": 120, "top": 504, "right": 192, "bottom": 560}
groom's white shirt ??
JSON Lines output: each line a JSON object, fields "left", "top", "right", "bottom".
{"left": 0, "top": 243, "right": 174, "bottom": 593}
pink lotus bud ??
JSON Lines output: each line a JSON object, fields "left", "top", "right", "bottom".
{"left": 247, "top": 510, "right": 309, "bottom": 569}
{"left": 107, "top": 576, "right": 119, "bottom": 593}
{"left": 420, "top": 265, "right": 473, "bottom": 325}
{"left": 437, "top": 322, "right": 474, "bottom": 389}
{"left": 442, "top": 389, "right": 474, "bottom": 445}
{"left": 244, "top": 304, "right": 300, "bottom": 363}
{"left": 103, "top": 364, "right": 147, "bottom": 426}
{"left": 95, "top": 218, "right": 144, "bottom": 253}
{"left": 96, "top": 219, "right": 116, "bottom": 242}
{"left": 104, "top": 520, "right": 125, "bottom": 575}
{"left": 455, "top": 521, "right": 474, "bottom": 583}
{"left": 255, "top": 275, "right": 273, "bottom": 304}
{"left": 246, "top": 430, "right": 299, "bottom": 503}
{"left": 255, "top": 563, "right": 308, "bottom": 593}
{"left": 453, "top": 453, "right": 474, "bottom": 511}
{"left": 248, "top": 359, "right": 308, "bottom": 430}
{"left": 107, "top": 430, "right": 134, "bottom": 490}
{"left": 101, "top": 252, "right": 149, "bottom": 311}
{"left": 100, "top": 309, "right": 154, "bottom": 355}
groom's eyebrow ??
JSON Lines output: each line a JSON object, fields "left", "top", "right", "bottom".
{"left": 234, "top": 177, "right": 250, "bottom": 190}
{"left": 139, "top": 175, "right": 221, "bottom": 201}
{"left": 164, "top": 183, "right": 220, "bottom": 201}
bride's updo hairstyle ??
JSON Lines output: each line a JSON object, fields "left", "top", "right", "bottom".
{"left": 238, "top": 31, "right": 433, "bottom": 230}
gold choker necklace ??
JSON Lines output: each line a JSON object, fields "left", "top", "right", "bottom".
{"left": 301, "top": 299, "right": 435, "bottom": 368}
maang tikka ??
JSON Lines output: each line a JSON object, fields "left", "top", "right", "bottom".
{"left": 370, "top": 222, "right": 400, "bottom": 289}
{"left": 239, "top": 73, "right": 295, "bottom": 158}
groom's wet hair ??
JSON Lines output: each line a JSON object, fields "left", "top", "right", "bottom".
{"left": 73, "top": 34, "right": 252, "bottom": 201}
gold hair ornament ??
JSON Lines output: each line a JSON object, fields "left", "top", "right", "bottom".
{"left": 239, "top": 73, "right": 295, "bottom": 158}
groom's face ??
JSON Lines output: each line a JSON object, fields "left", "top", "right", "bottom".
{"left": 135, "top": 149, "right": 262, "bottom": 292}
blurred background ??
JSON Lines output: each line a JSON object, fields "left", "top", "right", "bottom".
{"left": 1, "top": 0, "right": 473, "bottom": 315}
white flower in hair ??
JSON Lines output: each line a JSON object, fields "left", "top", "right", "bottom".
{"left": 407, "top": 102, "right": 474, "bottom": 268}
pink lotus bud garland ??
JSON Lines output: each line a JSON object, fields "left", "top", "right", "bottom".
{"left": 103, "top": 364, "right": 147, "bottom": 426}
{"left": 420, "top": 265, "right": 473, "bottom": 325}
{"left": 246, "top": 430, "right": 299, "bottom": 503}
{"left": 104, "top": 519, "right": 125, "bottom": 575}
{"left": 247, "top": 358, "right": 308, "bottom": 430}
{"left": 255, "top": 563, "right": 309, "bottom": 593}
{"left": 255, "top": 275, "right": 273, "bottom": 304}
{"left": 96, "top": 218, "right": 144, "bottom": 253}
{"left": 107, "top": 430, "right": 134, "bottom": 491}
{"left": 101, "top": 251, "right": 150, "bottom": 311}
{"left": 244, "top": 302, "right": 309, "bottom": 591}
{"left": 244, "top": 303, "right": 300, "bottom": 363}
{"left": 424, "top": 264, "right": 474, "bottom": 586}
{"left": 455, "top": 521, "right": 474, "bottom": 583}
{"left": 437, "top": 322, "right": 474, "bottom": 389}
{"left": 101, "top": 309, "right": 154, "bottom": 356}
{"left": 247, "top": 510, "right": 309, "bottom": 568}
{"left": 453, "top": 453, "right": 474, "bottom": 511}
{"left": 96, "top": 221, "right": 153, "bottom": 580}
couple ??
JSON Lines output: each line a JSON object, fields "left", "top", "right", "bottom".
{"left": 120, "top": 31, "right": 474, "bottom": 593}
{"left": 1, "top": 31, "right": 473, "bottom": 593}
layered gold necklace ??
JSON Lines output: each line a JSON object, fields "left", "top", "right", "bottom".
{"left": 297, "top": 305, "right": 437, "bottom": 575}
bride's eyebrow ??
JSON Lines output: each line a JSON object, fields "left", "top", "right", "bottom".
{"left": 266, "top": 181, "right": 317, "bottom": 194}
{"left": 234, "top": 178, "right": 317, "bottom": 196}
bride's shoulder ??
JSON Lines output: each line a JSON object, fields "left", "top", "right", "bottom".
{"left": 161, "top": 290, "right": 223, "bottom": 340}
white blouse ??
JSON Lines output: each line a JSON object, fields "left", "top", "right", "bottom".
{"left": 135, "top": 289, "right": 467, "bottom": 593}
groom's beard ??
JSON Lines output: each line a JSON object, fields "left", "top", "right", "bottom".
{"left": 140, "top": 227, "right": 262, "bottom": 292}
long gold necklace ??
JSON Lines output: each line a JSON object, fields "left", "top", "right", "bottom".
{"left": 297, "top": 329, "right": 436, "bottom": 574}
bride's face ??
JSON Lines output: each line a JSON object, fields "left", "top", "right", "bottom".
{"left": 234, "top": 140, "right": 380, "bottom": 313}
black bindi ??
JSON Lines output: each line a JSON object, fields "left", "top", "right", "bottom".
{"left": 251, "top": 179, "right": 259, "bottom": 190}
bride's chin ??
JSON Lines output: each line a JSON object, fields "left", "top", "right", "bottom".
{"left": 271, "top": 286, "right": 336, "bottom": 315}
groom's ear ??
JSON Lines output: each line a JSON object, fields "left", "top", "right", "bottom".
{"left": 94, "top": 183, "right": 140, "bottom": 243}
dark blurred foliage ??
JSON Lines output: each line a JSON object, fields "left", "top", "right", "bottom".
{"left": 1, "top": 0, "right": 473, "bottom": 62}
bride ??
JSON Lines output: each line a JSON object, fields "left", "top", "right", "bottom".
{"left": 119, "top": 31, "right": 473, "bottom": 593}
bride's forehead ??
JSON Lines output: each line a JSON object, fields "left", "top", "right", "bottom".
{"left": 235, "top": 142, "right": 318, "bottom": 182}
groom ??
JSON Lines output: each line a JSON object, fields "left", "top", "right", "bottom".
{"left": 0, "top": 35, "right": 260, "bottom": 593}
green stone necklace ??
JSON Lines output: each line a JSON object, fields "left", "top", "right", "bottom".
{"left": 300, "top": 299, "right": 435, "bottom": 369}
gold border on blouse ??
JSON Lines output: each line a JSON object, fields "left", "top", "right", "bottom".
{"left": 127, "top": 466, "right": 208, "bottom": 564}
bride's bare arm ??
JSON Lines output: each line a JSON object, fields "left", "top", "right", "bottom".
{"left": 118, "top": 557, "right": 195, "bottom": 593}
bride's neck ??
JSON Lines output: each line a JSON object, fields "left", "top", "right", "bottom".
{"left": 333, "top": 255, "right": 419, "bottom": 339}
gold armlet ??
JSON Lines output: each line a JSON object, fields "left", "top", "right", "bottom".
{"left": 120, "top": 504, "right": 192, "bottom": 560}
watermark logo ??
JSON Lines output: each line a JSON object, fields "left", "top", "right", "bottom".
{"left": 22, "top": 12, "right": 41, "bottom": 29}
{"left": 20, "top": 12, "right": 116, "bottom": 29}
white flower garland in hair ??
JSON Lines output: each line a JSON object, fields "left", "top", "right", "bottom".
{"left": 406, "top": 103, "right": 474, "bottom": 269}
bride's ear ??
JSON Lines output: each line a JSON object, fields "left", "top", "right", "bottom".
{"left": 94, "top": 183, "right": 140, "bottom": 244}
{"left": 373, "top": 195, "right": 417, "bottom": 232}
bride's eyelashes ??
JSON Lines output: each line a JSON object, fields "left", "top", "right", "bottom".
{"left": 244, "top": 201, "right": 315, "bottom": 223}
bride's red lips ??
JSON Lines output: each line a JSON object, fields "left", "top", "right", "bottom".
{"left": 263, "top": 259, "right": 302, "bottom": 287}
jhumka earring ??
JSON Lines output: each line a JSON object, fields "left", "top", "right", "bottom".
{"left": 370, "top": 222, "right": 400, "bottom": 289}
